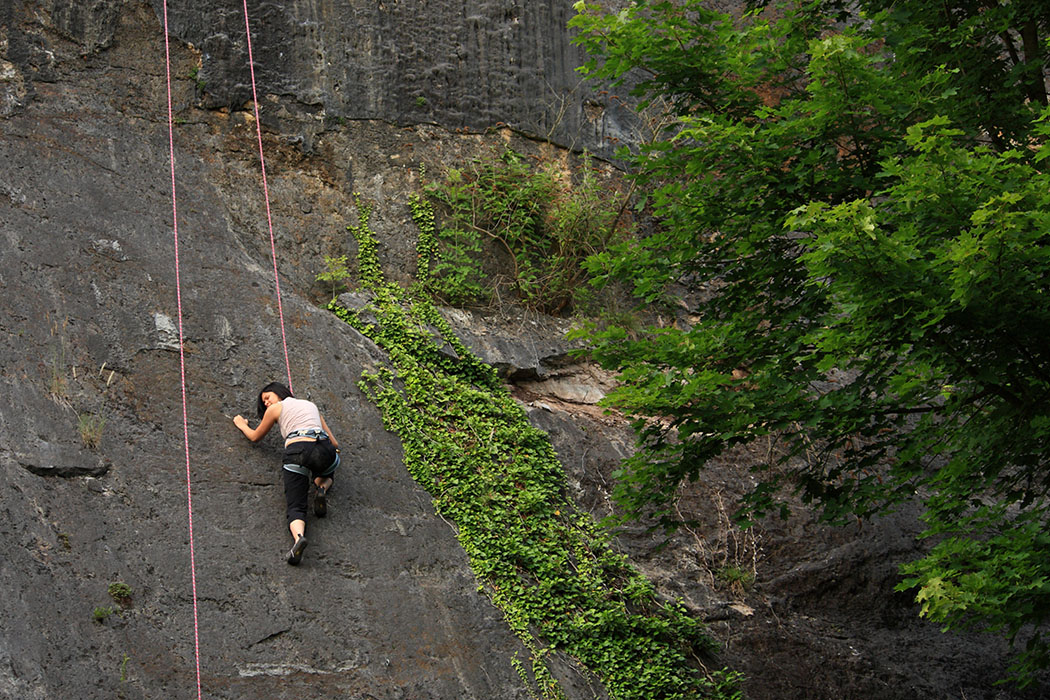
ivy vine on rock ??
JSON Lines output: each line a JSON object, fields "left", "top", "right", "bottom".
{"left": 326, "top": 196, "right": 741, "bottom": 700}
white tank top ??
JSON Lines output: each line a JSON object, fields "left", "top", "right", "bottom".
{"left": 276, "top": 397, "right": 322, "bottom": 439}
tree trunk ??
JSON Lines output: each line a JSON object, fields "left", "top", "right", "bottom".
{"left": 1020, "top": 20, "right": 1047, "bottom": 106}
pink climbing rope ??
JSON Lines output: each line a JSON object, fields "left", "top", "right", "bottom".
{"left": 241, "top": 0, "right": 294, "bottom": 393}
{"left": 161, "top": 2, "right": 204, "bottom": 698}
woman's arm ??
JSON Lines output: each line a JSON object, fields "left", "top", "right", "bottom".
{"left": 233, "top": 403, "right": 281, "bottom": 442}
{"left": 320, "top": 414, "right": 339, "bottom": 449}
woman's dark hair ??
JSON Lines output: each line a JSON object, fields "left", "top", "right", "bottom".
{"left": 257, "top": 382, "right": 293, "bottom": 419}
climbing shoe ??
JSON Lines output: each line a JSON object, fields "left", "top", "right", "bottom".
{"left": 314, "top": 486, "right": 328, "bottom": 518}
{"left": 286, "top": 535, "right": 308, "bottom": 565}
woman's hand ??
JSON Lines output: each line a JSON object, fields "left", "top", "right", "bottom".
{"left": 233, "top": 414, "right": 255, "bottom": 440}
{"left": 235, "top": 405, "right": 279, "bottom": 442}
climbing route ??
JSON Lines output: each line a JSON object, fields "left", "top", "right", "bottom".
{"left": 160, "top": 1, "right": 203, "bottom": 698}
{"left": 241, "top": 0, "right": 294, "bottom": 392}
{"left": 158, "top": 2, "right": 294, "bottom": 695}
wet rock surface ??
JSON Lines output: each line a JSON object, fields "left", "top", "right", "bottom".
{"left": 2, "top": 2, "right": 1048, "bottom": 699}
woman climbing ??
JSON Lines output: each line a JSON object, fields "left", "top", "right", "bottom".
{"left": 233, "top": 382, "right": 340, "bottom": 565}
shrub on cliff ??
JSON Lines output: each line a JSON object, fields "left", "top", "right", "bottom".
{"left": 423, "top": 148, "right": 632, "bottom": 314}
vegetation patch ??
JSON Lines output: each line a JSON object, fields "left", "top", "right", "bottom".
{"left": 327, "top": 195, "right": 740, "bottom": 699}
{"left": 316, "top": 254, "right": 352, "bottom": 301}
{"left": 569, "top": 0, "right": 1050, "bottom": 685}
{"left": 93, "top": 605, "right": 117, "bottom": 623}
{"left": 77, "top": 412, "right": 106, "bottom": 450}
{"left": 108, "top": 582, "right": 132, "bottom": 605}
{"left": 421, "top": 148, "right": 631, "bottom": 314}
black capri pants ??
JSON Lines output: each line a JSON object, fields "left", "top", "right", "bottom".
{"left": 282, "top": 439, "right": 339, "bottom": 524}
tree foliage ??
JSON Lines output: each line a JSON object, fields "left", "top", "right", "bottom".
{"left": 570, "top": 0, "right": 1050, "bottom": 683}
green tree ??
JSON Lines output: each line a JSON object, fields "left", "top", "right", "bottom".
{"left": 571, "top": 0, "right": 1050, "bottom": 684}
{"left": 316, "top": 254, "right": 351, "bottom": 301}
{"left": 856, "top": 0, "right": 1049, "bottom": 147}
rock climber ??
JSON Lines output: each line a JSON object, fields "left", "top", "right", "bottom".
{"left": 233, "top": 382, "right": 340, "bottom": 565}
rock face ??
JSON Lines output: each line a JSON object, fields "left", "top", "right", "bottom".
{"left": 0, "top": 3, "right": 536, "bottom": 698}
{"left": 3, "top": 0, "right": 640, "bottom": 154}
{"left": 163, "top": 0, "right": 640, "bottom": 157}
{"left": 1, "top": 2, "right": 1047, "bottom": 699}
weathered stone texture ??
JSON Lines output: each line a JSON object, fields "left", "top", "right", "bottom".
{"left": 155, "top": 0, "right": 639, "bottom": 155}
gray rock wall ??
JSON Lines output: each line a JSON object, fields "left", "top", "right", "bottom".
{"left": 5, "top": 0, "right": 642, "bottom": 151}
{"left": 156, "top": 0, "right": 639, "bottom": 154}
{"left": 0, "top": 2, "right": 559, "bottom": 697}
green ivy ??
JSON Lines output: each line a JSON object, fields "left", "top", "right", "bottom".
{"left": 346, "top": 194, "right": 381, "bottom": 289}
{"left": 327, "top": 198, "right": 740, "bottom": 699}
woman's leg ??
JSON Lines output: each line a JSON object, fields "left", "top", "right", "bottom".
{"left": 312, "top": 475, "right": 332, "bottom": 517}
{"left": 283, "top": 469, "right": 310, "bottom": 526}
{"left": 286, "top": 519, "right": 308, "bottom": 564}
{"left": 282, "top": 469, "right": 310, "bottom": 564}
{"left": 310, "top": 445, "right": 338, "bottom": 517}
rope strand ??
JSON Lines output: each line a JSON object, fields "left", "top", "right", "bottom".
{"left": 241, "top": 0, "right": 294, "bottom": 393}
{"left": 157, "top": 5, "right": 292, "bottom": 695}
{"left": 161, "top": 2, "right": 203, "bottom": 698}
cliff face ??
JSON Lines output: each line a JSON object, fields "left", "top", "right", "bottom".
{"left": 1, "top": 2, "right": 1047, "bottom": 699}
{"left": 7, "top": 0, "right": 639, "bottom": 153}
{"left": 164, "top": 0, "right": 640, "bottom": 155}
{"left": 0, "top": 3, "right": 551, "bottom": 698}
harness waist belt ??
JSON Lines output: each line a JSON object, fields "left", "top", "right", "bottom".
{"left": 286, "top": 428, "right": 329, "bottom": 441}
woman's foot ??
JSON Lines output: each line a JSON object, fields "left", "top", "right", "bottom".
{"left": 286, "top": 535, "right": 308, "bottom": 565}
{"left": 314, "top": 486, "right": 328, "bottom": 518}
